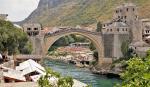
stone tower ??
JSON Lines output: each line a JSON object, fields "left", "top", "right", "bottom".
{"left": 114, "top": 3, "right": 138, "bottom": 25}
{"left": 102, "top": 20, "right": 129, "bottom": 59}
{"left": 23, "top": 23, "right": 44, "bottom": 55}
{"left": 114, "top": 3, "right": 143, "bottom": 42}
{"left": 0, "top": 14, "right": 8, "bottom": 20}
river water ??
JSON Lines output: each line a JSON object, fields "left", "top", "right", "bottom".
{"left": 44, "top": 59, "right": 121, "bottom": 87}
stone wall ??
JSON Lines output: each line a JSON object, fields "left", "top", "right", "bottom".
{"left": 29, "top": 36, "right": 44, "bottom": 55}
{"left": 103, "top": 34, "right": 129, "bottom": 58}
{"left": 103, "top": 34, "right": 114, "bottom": 58}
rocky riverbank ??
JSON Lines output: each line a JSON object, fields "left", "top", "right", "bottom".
{"left": 45, "top": 57, "right": 122, "bottom": 79}
{"left": 91, "top": 67, "right": 120, "bottom": 78}
{"left": 90, "top": 63, "right": 123, "bottom": 78}
{"left": 45, "top": 56, "right": 93, "bottom": 68}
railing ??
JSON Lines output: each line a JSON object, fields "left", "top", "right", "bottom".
{"left": 45, "top": 28, "right": 101, "bottom": 37}
{"left": 16, "top": 55, "right": 42, "bottom": 60}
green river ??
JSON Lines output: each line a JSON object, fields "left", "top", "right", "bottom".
{"left": 44, "top": 59, "right": 121, "bottom": 87}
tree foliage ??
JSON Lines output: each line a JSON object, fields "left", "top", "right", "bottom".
{"left": 93, "top": 50, "right": 98, "bottom": 61}
{"left": 121, "top": 41, "right": 135, "bottom": 58}
{"left": 38, "top": 67, "right": 74, "bottom": 87}
{"left": 96, "top": 21, "right": 102, "bottom": 32}
{"left": 89, "top": 42, "right": 96, "bottom": 51}
{"left": 58, "top": 76, "right": 74, "bottom": 87}
{"left": 49, "top": 35, "right": 90, "bottom": 52}
{"left": 0, "top": 19, "right": 32, "bottom": 55}
{"left": 116, "top": 50, "right": 150, "bottom": 87}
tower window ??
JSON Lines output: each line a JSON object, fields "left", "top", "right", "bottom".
{"left": 122, "top": 28, "right": 124, "bottom": 31}
{"left": 116, "top": 10, "right": 118, "bottom": 13}
{"left": 124, "top": 16, "right": 127, "bottom": 19}
{"left": 107, "top": 29, "right": 109, "bottom": 31}
{"left": 121, "top": 16, "right": 123, "bottom": 19}
{"left": 126, "top": 8, "right": 128, "bottom": 11}
{"left": 27, "top": 28, "right": 31, "bottom": 30}
{"left": 118, "top": 16, "right": 120, "bottom": 18}
{"left": 110, "top": 29, "right": 112, "bottom": 31}
{"left": 34, "top": 28, "right": 38, "bottom": 30}
{"left": 136, "top": 15, "right": 138, "bottom": 18}
{"left": 126, "top": 28, "right": 127, "bottom": 31}
{"left": 133, "top": 8, "right": 135, "bottom": 11}
{"left": 120, "top": 9, "right": 122, "bottom": 12}
{"left": 117, "top": 28, "right": 119, "bottom": 32}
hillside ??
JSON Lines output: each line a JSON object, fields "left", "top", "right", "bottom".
{"left": 18, "top": 0, "right": 150, "bottom": 27}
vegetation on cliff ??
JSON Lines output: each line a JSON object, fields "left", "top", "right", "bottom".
{"left": 20, "top": 0, "right": 150, "bottom": 27}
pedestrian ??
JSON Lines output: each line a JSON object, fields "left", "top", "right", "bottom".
{"left": 0, "top": 53, "right": 3, "bottom": 63}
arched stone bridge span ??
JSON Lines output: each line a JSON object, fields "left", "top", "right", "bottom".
{"left": 43, "top": 28, "right": 109, "bottom": 65}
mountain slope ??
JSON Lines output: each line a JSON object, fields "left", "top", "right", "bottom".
{"left": 19, "top": 0, "right": 150, "bottom": 27}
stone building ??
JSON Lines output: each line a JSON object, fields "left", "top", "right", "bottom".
{"left": 102, "top": 3, "right": 150, "bottom": 58}
{"left": 0, "top": 14, "right": 8, "bottom": 20}
{"left": 141, "top": 19, "right": 150, "bottom": 42}
{"left": 22, "top": 23, "right": 44, "bottom": 55}
{"left": 23, "top": 23, "right": 43, "bottom": 36}
{"left": 113, "top": 3, "right": 140, "bottom": 41}
{"left": 114, "top": 3, "right": 138, "bottom": 25}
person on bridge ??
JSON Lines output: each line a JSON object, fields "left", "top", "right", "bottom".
{"left": 0, "top": 53, "right": 3, "bottom": 63}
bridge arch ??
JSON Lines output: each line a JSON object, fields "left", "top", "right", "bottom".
{"left": 43, "top": 29, "right": 105, "bottom": 65}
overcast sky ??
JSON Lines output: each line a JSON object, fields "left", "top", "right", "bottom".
{"left": 0, "top": 0, "right": 40, "bottom": 22}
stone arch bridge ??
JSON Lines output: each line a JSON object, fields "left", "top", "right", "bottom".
{"left": 24, "top": 27, "right": 122, "bottom": 65}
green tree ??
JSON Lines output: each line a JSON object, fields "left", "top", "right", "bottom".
{"left": 96, "top": 21, "right": 102, "bottom": 32}
{"left": 93, "top": 50, "right": 98, "bottom": 61}
{"left": 121, "top": 41, "right": 134, "bottom": 58}
{"left": 89, "top": 43, "right": 96, "bottom": 51}
{"left": 0, "top": 19, "right": 32, "bottom": 55}
{"left": 115, "top": 50, "right": 150, "bottom": 87}
{"left": 38, "top": 68, "right": 74, "bottom": 87}
{"left": 58, "top": 76, "right": 74, "bottom": 87}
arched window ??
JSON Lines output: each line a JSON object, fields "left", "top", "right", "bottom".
{"left": 133, "top": 8, "right": 135, "bottom": 11}
{"left": 136, "top": 15, "right": 138, "bottom": 18}
{"left": 124, "top": 16, "right": 127, "bottom": 19}
{"left": 120, "top": 9, "right": 122, "bottom": 12}
{"left": 110, "top": 29, "right": 112, "bottom": 31}
{"left": 34, "top": 28, "right": 38, "bottom": 30}
{"left": 121, "top": 16, "right": 123, "bottom": 19}
{"left": 27, "top": 28, "right": 31, "bottom": 30}
{"left": 116, "top": 10, "right": 118, "bottom": 13}
{"left": 122, "top": 28, "right": 124, "bottom": 31}
{"left": 126, "top": 8, "right": 129, "bottom": 11}
{"left": 117, "top": 28, "right": 119, "bottom": 32}
{"left": 107, "top": 29, "right": 109, "bottom": 31}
